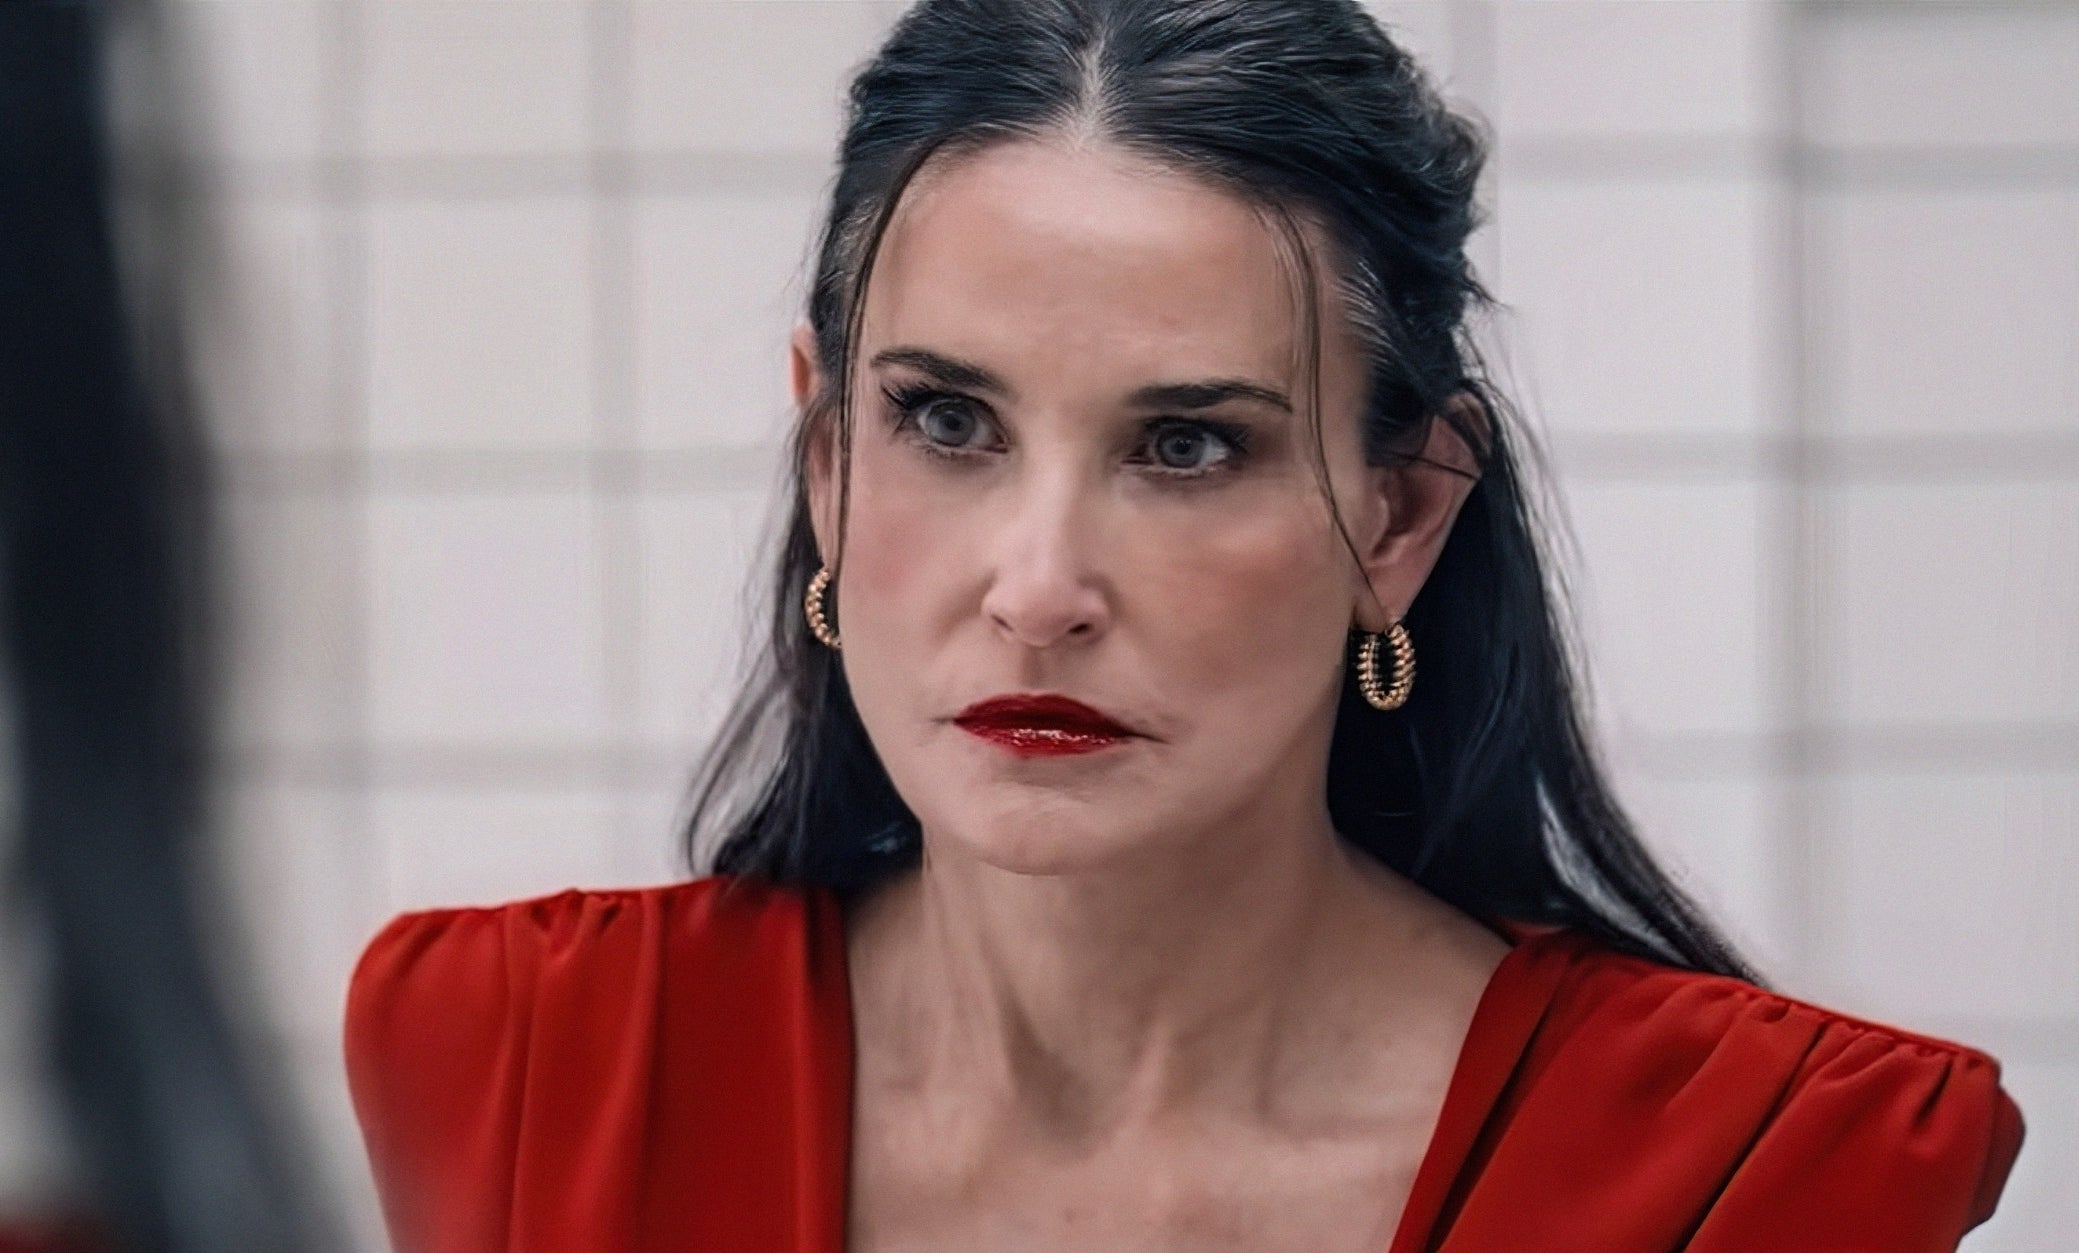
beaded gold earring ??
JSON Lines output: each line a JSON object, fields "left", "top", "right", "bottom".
{"left": 804, "top": 565, "right": 841, "bottom": 650}
{"left": 1355, "top": 621, "right": 1414, "bottom": 711}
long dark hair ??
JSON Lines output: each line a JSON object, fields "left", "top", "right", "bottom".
{"left": 685, "top": 0, "right": 1754, "bottom": 981}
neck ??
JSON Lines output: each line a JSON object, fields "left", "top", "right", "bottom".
{"left": 851, "top": 780, "right": 1436, "bottom": 1149}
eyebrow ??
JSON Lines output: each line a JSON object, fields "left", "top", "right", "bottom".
{"left": 868, "top": 346, "right": 1293, "bottom": 415}
{"left": 1128, "top": 379, "right": 1292, "bottom": 414}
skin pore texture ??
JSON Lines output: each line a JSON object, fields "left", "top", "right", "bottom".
{"left": 797, "top": 137, "right": 1509, "bottom": 1251}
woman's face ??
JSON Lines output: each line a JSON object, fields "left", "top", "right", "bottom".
{"left": 802, "top": 139, "right": 1454, "bottom": 876}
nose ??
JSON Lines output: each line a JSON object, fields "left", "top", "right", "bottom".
{"left": 979, "top": 463, "right": 1110, "bottom": 650}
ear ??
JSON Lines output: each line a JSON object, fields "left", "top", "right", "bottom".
{"left": 792, "top": 320, "right": 841, "bottom": 565}
{"left": 1350, "top": 392, "right": 1486, "bottom": 633}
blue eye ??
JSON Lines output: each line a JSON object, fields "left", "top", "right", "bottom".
{"left": 878, "top": 382, "right": 1253, "bottom": 482}
{"left": 1135, "top": 419, "right": 1253, "bottom": 481}
{"left": 882, "top": 384, "right": 998, "bottom": 458}
{"left": 915, "top": 396, "right": 988, "bottom": 448}
{"left": 1147, "top": 422, "right": 1241, "bottom": 473}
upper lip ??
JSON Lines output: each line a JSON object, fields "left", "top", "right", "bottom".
{"left": 952, "top": 693, "right": 1138, "bottom": 737}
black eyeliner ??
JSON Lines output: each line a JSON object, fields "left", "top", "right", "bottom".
{"left": 876, "top": 378, "right": 1254, "bottom": 479}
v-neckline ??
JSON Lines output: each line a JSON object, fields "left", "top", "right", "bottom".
{"left": 824, "top": 895, "right": 1576, "bottom": 1253}
{"left": 1381, "top": 918, "right": 1576, "bottom": 1251}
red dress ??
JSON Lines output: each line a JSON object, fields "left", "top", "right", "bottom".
{"left": 345, "top": 875, "right": 2025, "bottom": 1252}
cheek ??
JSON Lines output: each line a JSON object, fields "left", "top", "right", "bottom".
{"left": 1136, "top": 487, "right": 1349, "bottom": 687}
{"left": 831, "top": 445, "right": 960, "bottom": 643}
{"left": 837, "top": 439, "right": 1350, "bottom": 693}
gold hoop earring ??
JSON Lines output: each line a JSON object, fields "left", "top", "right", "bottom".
{"left": 804, "top": 565, "right": 841, "bottom": 650}
{"left": 1356, "top": 621, "right": 1414, "bottom": 711}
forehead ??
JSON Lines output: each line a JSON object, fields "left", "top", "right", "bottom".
{"left": 862, "top": 140, "right": 1321, "bottom": 384}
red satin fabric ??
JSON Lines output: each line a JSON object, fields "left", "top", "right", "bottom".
{"left": 345, "top": 876, "right": 2024, "bottom": 1252}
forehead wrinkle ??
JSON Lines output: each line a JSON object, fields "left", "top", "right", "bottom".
{"left": 861, "top": 140, "right": 1347, "bottom": 417}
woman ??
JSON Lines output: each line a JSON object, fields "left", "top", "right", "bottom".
{"left": 346, "top": 1, "right": 2025, "bottom": 1248}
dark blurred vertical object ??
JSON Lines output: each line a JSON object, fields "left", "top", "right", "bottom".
{"left": 0, "top": 1, "right": 328, "bottom": 1249}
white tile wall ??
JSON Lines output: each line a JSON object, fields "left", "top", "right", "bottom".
{"left": 626, "top": 1, "right": 903, "bottom": 155}
{"left": 1797, "top": 10, "right": 2079, "bottom": 1243}
{"left": 190, "top": 199, "right": 345, "bottom": 453}
{"left": 218, "top": 785, "right": 384, "bottom": 1044}
{"left": 1615, "top": 772, "right": 1788, "bottom": 978}
{"left": 1491, "top": 174, "right": 1782, "bottom": 438}
{"left": 153, "top": 1, "right": 2075, "bottom": 1246}
{"left": 221, "top": 491, "right": 360, "bottom": 757}
{"left": 613, "top": 775, "right": 700, "bottom": 886}
{"left": 1494, "top": 0, "right": 1782, "bottom": 143}
{"left": 1808, "top": 186, "right": 2079, "bottom": 440}
{"left": 1818, "top": 770, "right": 2079, "bottom": 1026}
{"left": 634, "top": 486, "right": 780, "bottom": 753}
{"left": 1804, "top": 5, "right": 2079, "bottom": 153}
{"left": 365, "top": 491, "right": 610, "bottom": 748}
{"left": 1819, "top": 482, "right": 2079, "bottom": 729}
{"left": 374, "top": 786, "right": 626, "bottom": 913}
{"left": 362, "top": 2, "right": 592, "bottom": 161}
{"left": 366, "top": 198, "right": 595, "bottom": 450}
{"left": 631, "top": 190, "right": 820, "bottom": 448}
{"left": 1563, "top": 478, "right": 1783, "bottom": 739}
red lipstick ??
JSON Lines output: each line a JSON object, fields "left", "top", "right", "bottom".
{"left": 952, "top": 693, "right": 1137, "bottom": 758}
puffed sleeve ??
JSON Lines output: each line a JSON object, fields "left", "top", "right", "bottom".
{"left": 343, "top": 886, "right": 685, "bottom": 1251}
{"left": 342, "top": 877, "right": 854, "bottom": 1253}
{"left": 343, "top": 902, "right": 525, "bottom": 1252}
{"left": 1686, "top": 1015, "right": 2026, "bottom": 1251}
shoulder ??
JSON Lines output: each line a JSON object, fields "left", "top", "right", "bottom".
{"left": 347, "top": 877, "right": 813, "bottom": 1044}
{"left": 1525, "top": 928, "right": 2010, "bottom": 1080}
{"left": 344, "top": 874, "right": 840, "bottom": 1066}
{"left": 342, "top": 875, "right": 849, "bottom": 1241}
{"left": 351, "top": 874, "right": 826, "bottom": 994}
{"left": 1498, "top": 930, "right": 2026, "bottom": 1244}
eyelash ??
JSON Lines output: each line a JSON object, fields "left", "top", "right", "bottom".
{"left": 877, "top": 382, "right": 1255, "bottom": 482}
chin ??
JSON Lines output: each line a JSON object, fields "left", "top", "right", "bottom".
{"left": 922, "top": 792, "right": 1180, "bottom": 878}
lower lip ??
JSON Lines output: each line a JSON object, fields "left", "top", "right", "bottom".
{"left": 955, "top": 721, "right": 1132, "bottom": 758}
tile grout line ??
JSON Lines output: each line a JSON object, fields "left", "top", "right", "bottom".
{"left": 1777, "top": 0, "right": 1822, "bottom": 991}
{"left": 222, "top": 432, "right": 2079, "bottom": 497}
{"left": 308, "top": 0, "right": 382, "bottom": 1243}
{"left": 322, "top": 0, "right": 381, "bottom": 937}
{"left": 142, "top": 142, "right": 2079, "bottom": 206}
{"left": 589, "top": 0, "right": 654, "bottom": 882}
{"left": 214, "top": 724, "right": 2079, "bottom": 794}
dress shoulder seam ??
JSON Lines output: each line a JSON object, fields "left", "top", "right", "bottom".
{"left": 1567, "top": 942, "right": 2003, "bottom": 1065}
